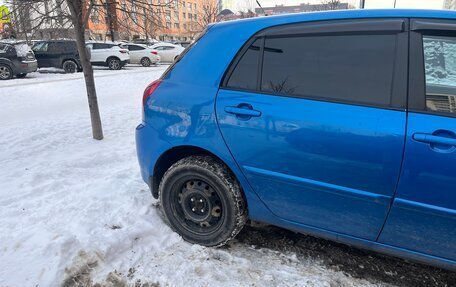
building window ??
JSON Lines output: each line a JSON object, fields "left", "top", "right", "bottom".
{"left": 174, "top": 22, "right": 180, "bottom": 29}
{"left": 174, "top": 11, "right": 179, "bottom": 20}
{"left": 91, "top": 5, "right": 99, "bottom": 23}
{"left": 166, "top": 21, "right": 171, "bottom": 28}
{"left": 188, "top": 13, "right": 192, "bottom": 20}
{"left": 188, "top": 2, "right": 192, "bottom": 10}
{"left": 182, "top": 12, "right": 186, "bottom": 19}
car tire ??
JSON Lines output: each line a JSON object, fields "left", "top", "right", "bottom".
{"left": 0, "top": 64, "right": 13, "bottom": 80}
{"left": 107, "top": 57, "right": 121, "bottom": 70}
{"left": 159, "top": 155, "right": 247, "bottom": 247}
{"left": 140, "top": 57, "right": 151, "bottom": 67}
{"left": 16, "top": 73, "right": 27, "bottom": 78}
{"left": 62, "top": 60, "right": 78, "bottom": 73}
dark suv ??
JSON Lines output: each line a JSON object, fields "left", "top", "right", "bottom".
{"left": 0, "top": 41, "right": 38, "bottom": 80}
{"left": 32, "top": 40, "right": 82, "bottom": 73}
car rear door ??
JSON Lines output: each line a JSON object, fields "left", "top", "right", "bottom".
{"left": 379, "top": 19, "right": 456, "bottom": 261}
{"left": 89, "top": 43, "right": 108, "bottom": 63}
{"left": 32, "top": 41, "right": 50, "bottom": 67}
{"left": 216, "top": 19, "right": 409, "bottom": 241}
{"left": 128, "top": 44, "right": 145, "bottom": 63}
{"left": 47, "top": 42, "right": 63, "bottom": 67}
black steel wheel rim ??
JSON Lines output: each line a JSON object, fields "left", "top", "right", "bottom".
{"left": 64, "top": 62, "right": 76, "bottom": 73}
{"left": 170, "top": 177, "right": 224, "bottom": 235}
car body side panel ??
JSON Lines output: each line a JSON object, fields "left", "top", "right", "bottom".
{"left": 379, "top": 113, "right": 456, "bottom": 261}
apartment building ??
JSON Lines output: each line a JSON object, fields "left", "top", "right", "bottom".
{"left": 87, "top": 0, "right": 213, "bottom": 42}
{"left": 255, "top": 2, "right": 350, "bottom": 16}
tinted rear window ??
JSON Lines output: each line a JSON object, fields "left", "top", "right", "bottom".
{"left": 261, "top": 35, "right": 396, "bottom": 106}
{"left": 226, "top": 38, "right": 261, "bottom": 91}
{"left": 93, "top": 43, "right": 114, "bottom": 49}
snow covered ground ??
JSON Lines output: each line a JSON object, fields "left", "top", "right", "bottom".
{"left": 0, "top": 66, "right": 454, "bottom": 287}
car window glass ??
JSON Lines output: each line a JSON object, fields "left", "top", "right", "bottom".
{"left": 33, "top": 42, "right": 49, "bottom": 52}
{"left": 261, "top": 34, "right": 397, "bottom": 107}
{"left": 93, "top": 43, "right": 113, "bottom": 49}
{"left": 49, "top": 43, "right": 63, "bottom": 53}
{"left": 226, "top": 38, "right": 261, "bottom": 91}
{"left": 423, "top": 35, "right": 456, "bottom": 114}
{"left": 0, "top": 44, "right": 13, "bottom": 54}
{"left": 154, "top": 46, "right": 164, "bottom": 50}
{"left": 129, "top": 45, "right": 145, "bottom": 51}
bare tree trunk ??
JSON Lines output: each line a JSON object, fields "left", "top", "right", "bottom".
{"left": 66, "top": 0, "right": 104, "bottom": 140}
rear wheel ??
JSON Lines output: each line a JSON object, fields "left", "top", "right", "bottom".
{"left": 16, "top": 73, "right": 27, "bottom": 78}
{"left": 159, "top": 156, "right": 247, "bottom": 246}
{"left": 0, "top": 64, "right": 13, "bottom": 80}
{"left": 140, "top": 57, "right": 151, "bottom": 67}
{"left": 107, "top": 57, "right": 121, "bottom": 70}
{"left": 62, "top": 60, "right": 78, "bottom": 73}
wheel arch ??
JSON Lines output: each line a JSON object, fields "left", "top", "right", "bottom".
{"left": 106, "top": 56, "right": 121, "bottom": 63}
{"left": 151, "top": 145, "right": 246, "bottom": 206}
{"left": 61, "top": 58, "right": 80, "bottom": 68}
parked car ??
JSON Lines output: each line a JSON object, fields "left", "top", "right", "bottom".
{"left": 86, "top": 41, "right": 130, "bottom": 70}
{"left": 149, "top": 43, "right": 184, "bottom": 62}
{"left": 125, "top": 43, "right": 160, "bottom": 67}
{"left": 136, "top": 9, "right": 456, "bottom": 271}
{"left": 32, "top": 40, "right": 82, "bottom": 73}
{"left": 132, "top": 38, "right": 160, "bottom": 46}
{"left": 172, "top": 41, "right": 191, "bottom": 48}
{"left": 0, "top": 40, "right": 37, "bottom": 80}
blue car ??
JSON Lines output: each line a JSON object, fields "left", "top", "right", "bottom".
{"left": 136, "top": 9, "right": 456, "bottom": 271}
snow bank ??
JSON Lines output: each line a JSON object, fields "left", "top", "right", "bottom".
{"left": 0, "top": 67, "right": 385, "bottom": 286}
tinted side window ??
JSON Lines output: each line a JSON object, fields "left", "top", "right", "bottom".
{"left": 423, "top": 35, "right": 456, "bottom": 114}
{"left": 33, "top": 42, "right": 49, "bottom": 52}
{"left": 261, "top": 35, "right": 397, "bottom": 107}
{"left": 93, "top": 43, "right": 113, "bottom": 49}
{"left": 129, "top": 45, "right": 145, "bottom": 51}
{"left": 49, "top": 42, "right": 64, "bottom": 53}
{"left": 226, "top": 38, "right": 261, "bottom": 91}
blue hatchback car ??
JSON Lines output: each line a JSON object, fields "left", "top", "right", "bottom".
{"left": 136, "top": 9, "right": 456, "bottom": 271}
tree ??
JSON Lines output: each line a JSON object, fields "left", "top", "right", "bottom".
{"left": 321, "top": 0, "right": 341, "bottom": 10}
{"left": 5, "top": 0, "right": 171, "bottom": 140}
{"left": 185, "top": 0, "right": 219, "bottom": 37}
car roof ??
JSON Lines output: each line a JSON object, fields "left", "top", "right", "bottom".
{"left": 0, "top": 39, "right": 27, "bottom": 45}
{"left": 213, "top": 9, "right": 456, "bottom": 29}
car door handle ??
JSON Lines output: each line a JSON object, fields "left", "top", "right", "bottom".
{"left": 413, "top": 133, "right": 456, "bottom": 147}
{"left": 224, "top": 106, "right": 261, "bottom": 117}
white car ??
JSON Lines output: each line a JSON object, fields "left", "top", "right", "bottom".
{"left": 125, "top": 43, "right": 160, "bottom": 67}
{"left": 86, "top": 41, "right": 130, "bottom": 70}
{"left": 150, "top": 43, "right": 185, "bottom": 62}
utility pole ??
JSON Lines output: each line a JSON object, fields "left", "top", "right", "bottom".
{"left": 360, "top": 0, "right": 365, "bottom": 9}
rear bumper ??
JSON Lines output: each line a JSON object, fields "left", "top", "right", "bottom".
{"left": 135, "top": 122, "right": 171, "bottom": 188}
{"left": 15, "top": 60, "right": 38, "bottom": 74}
